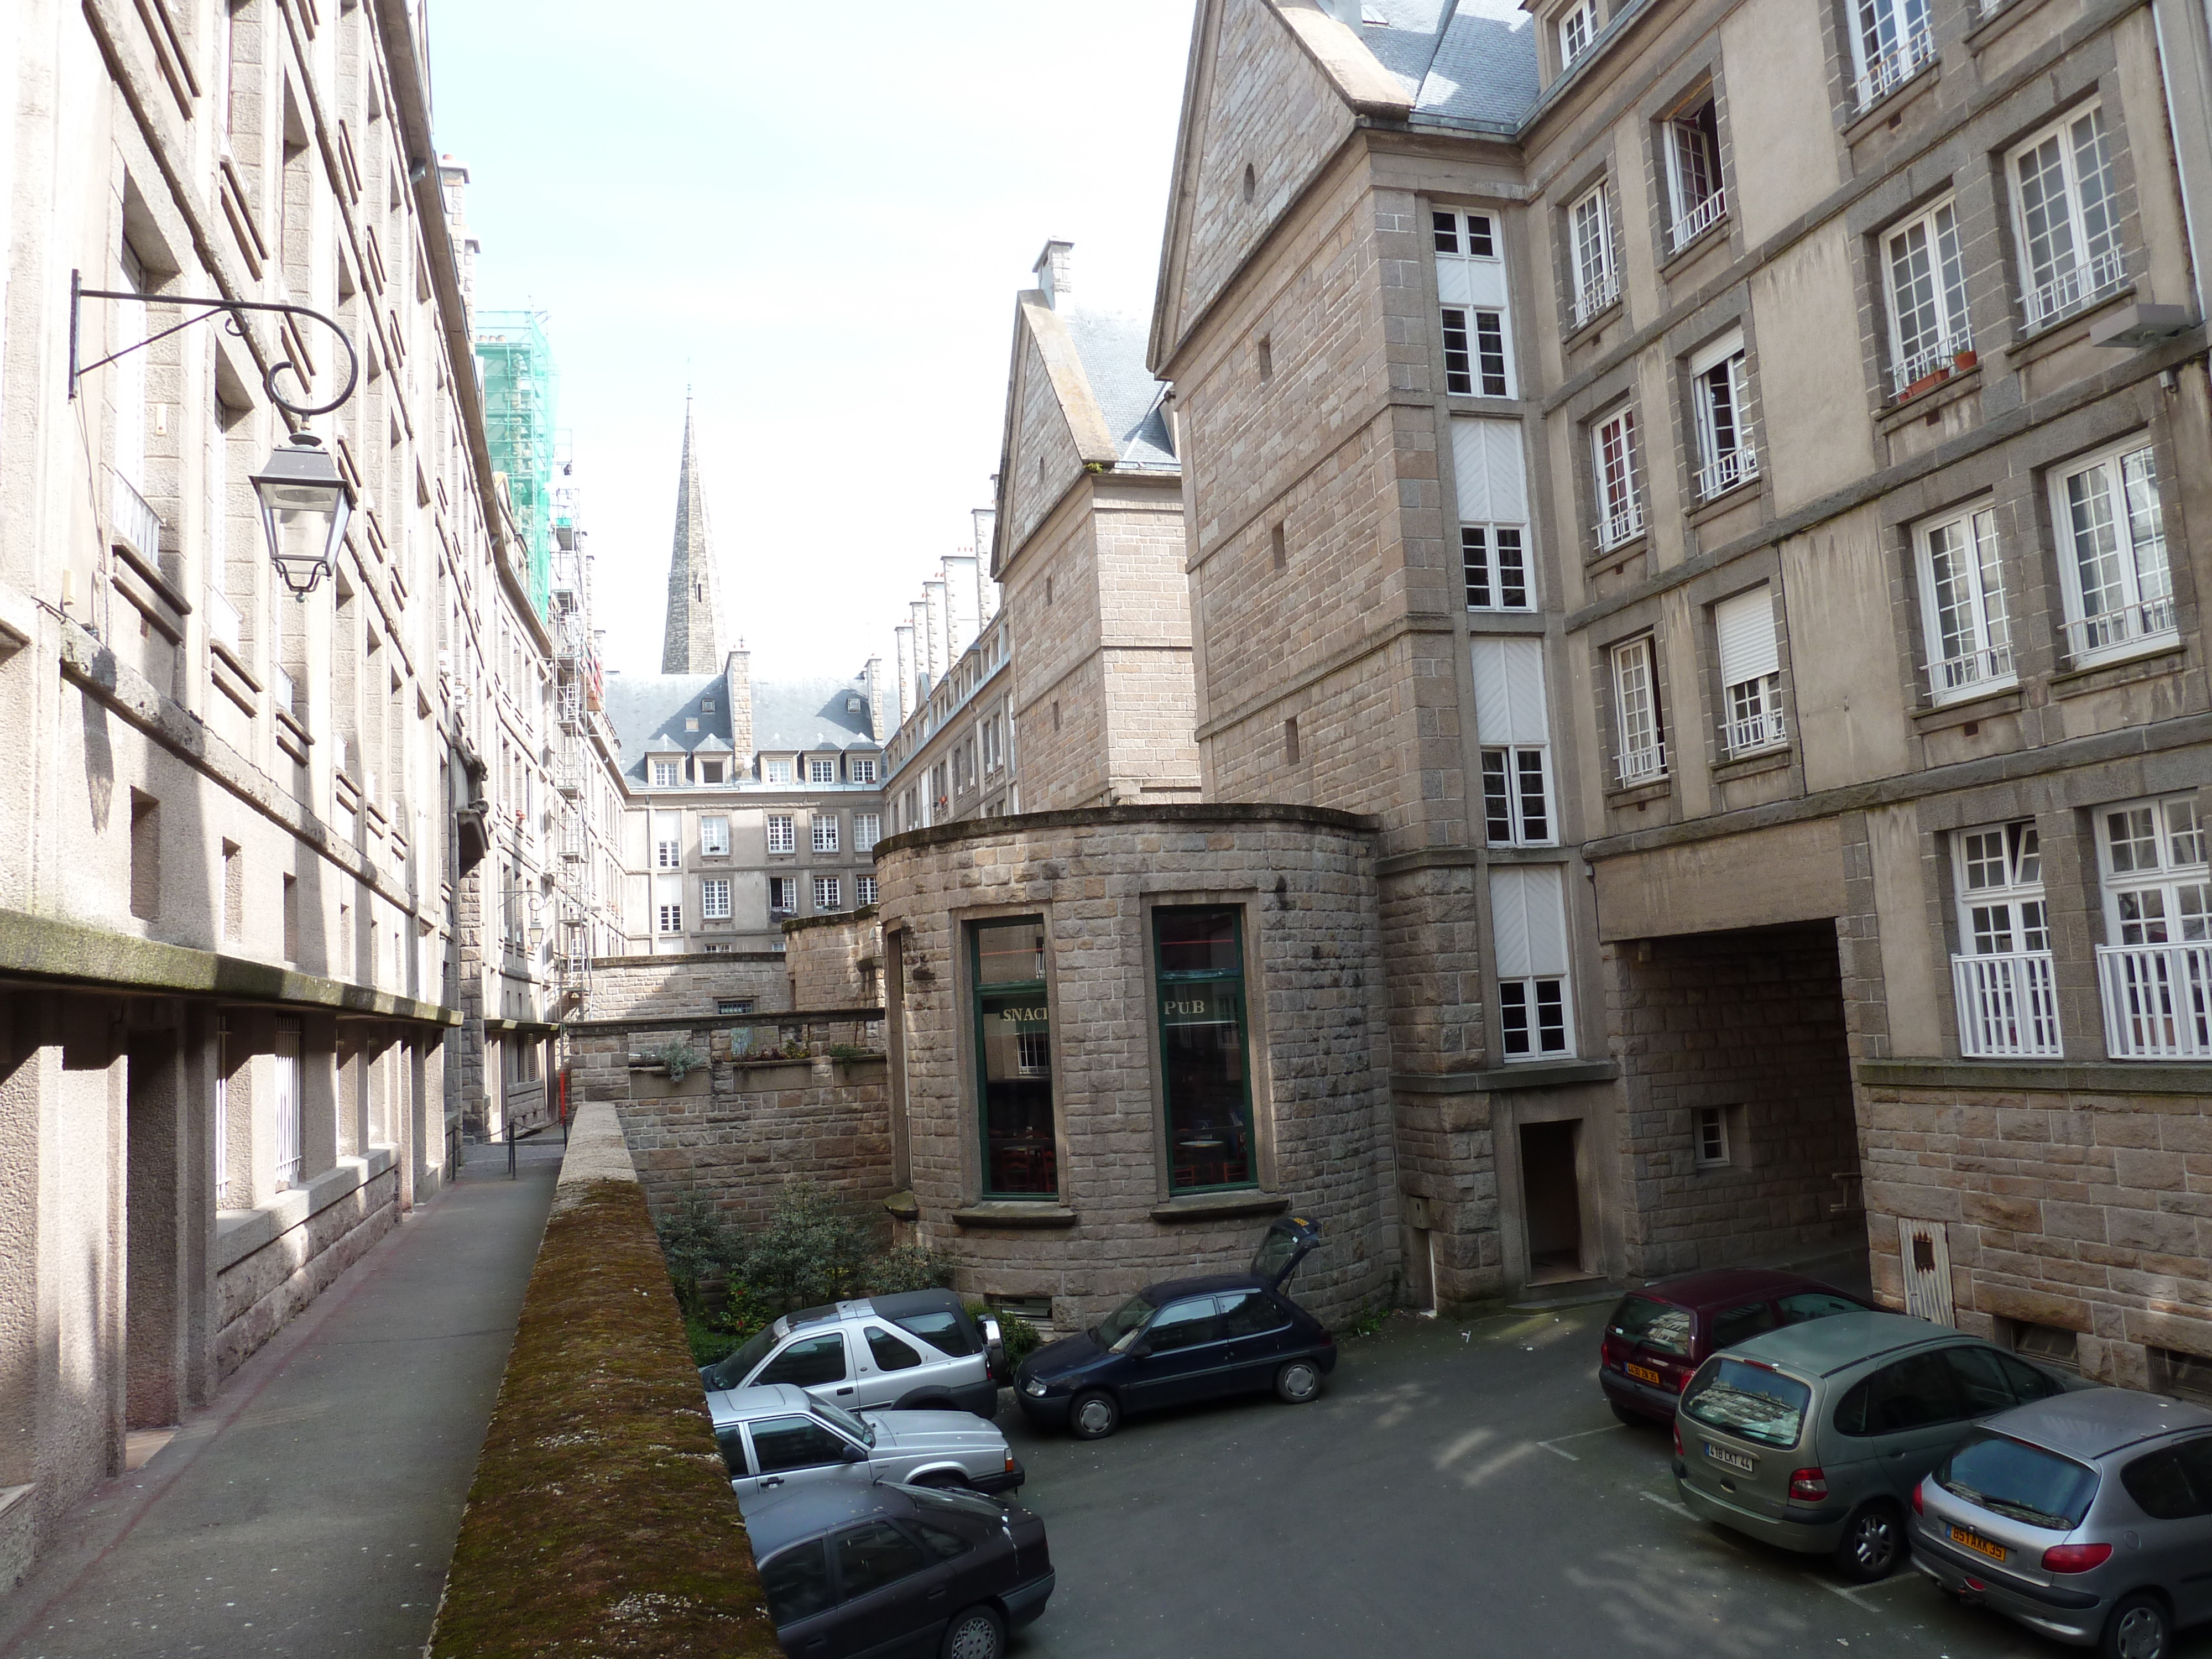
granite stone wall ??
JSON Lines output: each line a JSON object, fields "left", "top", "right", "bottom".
{"left": 587, "top": 952, "right": 791, "bottom": 1022}
{"left": 782, "top": 910, "right": 882, "bottom": 1014}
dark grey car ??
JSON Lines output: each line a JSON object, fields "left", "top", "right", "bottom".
{"left": 1910, "top": 1387, "right": 2212, "bottom": 1657}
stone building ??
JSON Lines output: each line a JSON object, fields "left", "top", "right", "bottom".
{"left": 0, "top": 0, "right": 629, "bottom": 1591}
{"left": 606, "top": 414, "right": 890, "bottom": 953}
{"left": 1119, "top": 0, "right": 2212, "bottom": 1389}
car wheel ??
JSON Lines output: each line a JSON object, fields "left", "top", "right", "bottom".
{"left": 911, "top": 1470, "right": 973, "bottom": 1490}
{"left": 1068, "top": 1389, "right": 1120, "bottom": 1440}
{"left": 2100, "top": 1593, "right": 2171, "bottom": 1659}
{"left": 940, "top": 1602, "right": 1005, "bottom": 1659}
{"left": 1833, "top": 1501, "right": 1902, "bottom": 1583}
{"left": 1275, "top": 1359, "right": 1322, "bottom": 1403}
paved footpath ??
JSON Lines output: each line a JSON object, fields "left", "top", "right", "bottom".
{"left": 0, "top": 1139, "right": 564, "bottom": 1659}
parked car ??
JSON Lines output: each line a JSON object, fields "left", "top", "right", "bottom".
{"left": 1015, "top": 1214, "right": 1331, "bottom": 1439}
{"left": 1910, "top": 1387, "right": 2212, "bottom": 1657}
{"left": 1672, "top": 1310, "right": 2081, "bottom": 1581}
{"left": 1600, "top": 1267, "right": 1873, "bottom": 1425}
{"left": 709, "top": 1384, "right": 1025, "bottom": 1506}
{"left": 748, "top": 1481, "right": 1053, "bottom": 1659}
{"left": 698, "top": 1290, "right": 1004, "bottom": 1418}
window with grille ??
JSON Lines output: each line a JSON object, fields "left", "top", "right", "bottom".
{"left": 813, "top": 875, "right": 842, "bottom": 911}
{"left": 1689, "top": 331, "right": 1755, "bottom": 500}
{"left": 1663, "top": 98, "right": 1725, "bottom": 251}
{"left": 770, "top": 876, "right": 797, "bottom": 915}
{"left": 1848, "top": 0, "right": 1936, "bottom": 108}
{"left": 658, "top": 901, "right": 683, "bottom": 934}
{"left": 274, "top": 1015, "right": 303, "bottom": 1190}
{"left": 1884, "top": 199, "right": 1971, "bottom": 396}
{"left": 854, "top": 812, "right": 880, "bottom": 851}
{"left": 1611, "top": 636, "right": 1666, "bottom": 785}
{"left": 858, "top": 875, "right": 879, "bottom": 905}
{"left": 1558, "top": 0, "right": 1596, "bottom": 67}
{"left": 701, "top": 878, "right": 732, "bottom": 921}
{"left": 1491, "top": 865, "right": 1573, "bottom": 1059}
{"left": 701, "top": 815, "right": 729, "bottom": 856}
{"left": 2052, "top": 440, "right": 2173, "bottom": 664}
{"left": 1694, "top": 1106, "right": 1731, "bottom": 1166}
{"left": 812, "top": 815, "right": 840, "bottom": 854}
{"left": 851, "top": 757, "right": 877, "bottom": 784}
{"left": 1569, "top": 185, "right": 1618, "bottom": 325}
{"left": 2011, "top": 106, "right": 2121, "bottom": 327}
{"left": 767, "top": 814, "right": 796, "bottom": 855}
{"left": 654, "top": 812, "right": 681, "bottom": 870}
{"left": 2099, "top": 797, "right": 2206, "bottom": 948}
{"left": 765, "top": 757, "right": 793, "bottom": 784}
{"left": 1715, "top": 586, "right": 1786, "bottom": 757}
{"left": 1433, "top": 210, "right": 1513, "bottom": 398}
{"left": 809, "top": 758, "right": 836, "bottom": 784}
{"left": 1591, "top": 405, "right": 1642, "bottom": 546}
{"left": 1453, "top": 417, "right": 1532, "bottom": 611}
{"left": 1472, "top": 638, "right": 1553, "bottom": 845}
{"left": 651, "top": 759, "right": 679, "bottom": 788}
{"left": 1916, "top": 503, "right": 2012, "bottom": 700}
{"left": 1957, "top": 821, "right": 2048, "bottom": 953}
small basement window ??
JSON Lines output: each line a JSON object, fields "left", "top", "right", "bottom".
{"left": 988, "top": 1296, "right": 1055, "bottom": 1327}
{"left": 1693, "top": 1105, "right": 1730, "bottom": 1167}
{"left": 2150, "top": 1345, "right": 2212, "bottom": 1404}
{"left": 2005, "top": 1319, "right": 2081, "bottom": 1372}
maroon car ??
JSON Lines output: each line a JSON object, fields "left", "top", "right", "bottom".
{"left": 1598, "top": 1267, "right": 1872, "bottom": 1424}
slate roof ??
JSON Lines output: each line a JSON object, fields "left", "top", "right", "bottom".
{"left": 1353, "top": 0, "right": 1539, "bottom": 134}
{"left": 602, "top": 669, "right": 879, "bottom": 787}
{"left": 1063, "top": 307, "right": 1177, "bottom": 470}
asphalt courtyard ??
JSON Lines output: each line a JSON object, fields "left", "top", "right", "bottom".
{"left": 994, "top": 1302, "right": 2212, "bottom": 1659}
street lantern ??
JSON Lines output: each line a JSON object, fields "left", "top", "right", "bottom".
{"left": 251, "top": 432, "right": 354, "bottom": 598}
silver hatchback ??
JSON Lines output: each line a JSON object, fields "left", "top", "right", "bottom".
{"left": 1910, "top": 1387, "right": 2212, "bottom": 1657}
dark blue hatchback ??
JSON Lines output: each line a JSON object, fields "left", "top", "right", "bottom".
{"left": 1013, "top": 1215, "right": 1333, "bottom": 1439}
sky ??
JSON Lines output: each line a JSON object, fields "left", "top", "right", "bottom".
{"left": 425, "top": 1, "right": 1199, "bottom": 688}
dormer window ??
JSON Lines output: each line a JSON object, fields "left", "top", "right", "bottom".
{"left": 651, "top": 758, "right": 680, "bottom": 789}
{"left": 1559, "top": 0, "right": 1597, "bottom": 67}
{"left": 702, "top": 698, "right": 716, "bottom": 713}
{"left": 765, "top": 757, "right": 794, "bottom": 784}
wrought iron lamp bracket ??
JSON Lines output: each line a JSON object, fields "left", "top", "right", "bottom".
{"left": 68, "top": 268, "right": 361, "bottom": 417}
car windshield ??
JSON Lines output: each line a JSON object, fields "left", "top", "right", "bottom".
{"left": 1937, "top": 1431, "right": 2100, "bottom": 1530}
{"left": 1609, "top": 1294, "right": 1694, "bottom": 1359}
{"left": 1094, "top": 1295, "right": 1156, "bottom": 1353}
{"left": 702, "top": 1321, "right": 785, "bottom": 1391}
{"left": 1681, "top": 1358, "right": 1812, "bottom": 1449}
{"left": 813, "top": 1401, "right": 874, "bottom": 1447}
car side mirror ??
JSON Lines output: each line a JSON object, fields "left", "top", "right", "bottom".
{"left": 1128, "top": 1341, "right": 1152, "bottom": 1359}
{"left": 843, "top": 1443, "right": 869, "bottom": 1463}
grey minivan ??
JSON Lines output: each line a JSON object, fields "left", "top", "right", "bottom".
{"left": 1911, "top": 1388, "right": 2212, "bottom": 1658}
{"left": 1673, "top": 1311, "right": 2078, "bottom": 1580}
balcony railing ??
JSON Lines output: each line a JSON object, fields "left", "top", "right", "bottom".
{"left": 1928, "top": 644, "right": 2015, "bottom": 701}
{"left": 1695, "top": 440, "right": 1760, "bottom": 502}
{"left": 1599, "top": 497, "right": 1646, "bottom": 549}
{"left": 205, "top": 585, "right": 243, "bottom": 654}
{"left": 2098, "top": 943, "right": 2212, "bottom": 1060}
{"left": 1616, "top": 742, "right": 1667, "bottom": 788}
{"left": 1718, "top": 706, "right": 1788, "bottom": 759}
{"left": 2023, "top": 246, "right": 2125, "bottom": 328}
{"left": 1573, "top": 270, "right": 1621, "bottom": 330}
{"left": 1891, "top": 328, "right": 1974, "bottom": 398}
{"left": 1670, "top": 188, "right": 1727, "bottom": 253}
{"left": 2061, "top": 596, "right": 2176, "bottom": 662}
{"left": 272, "top": 664, "right": 296, "bottom": 717}
{"left": 110, "top": 470, "right": 161, "bottom": 562}
{"left": 1854, "top": 24, "right": 1936, "bottom": 110}
{"left": 1953, "top": 951, "right": 2063, "bottom": 1057}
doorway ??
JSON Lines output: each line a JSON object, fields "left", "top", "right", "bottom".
{"left": 1520, "top": 1119, "right": 1586, "bottom": 1285}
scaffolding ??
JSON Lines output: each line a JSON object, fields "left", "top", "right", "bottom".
{"left": 474, "top": 310, "right": 557, "bottom": 620}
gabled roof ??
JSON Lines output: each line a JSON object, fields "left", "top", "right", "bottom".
{"left": 602, "top": 669, "right": 879, "bottom": 787}
{"left": 606, "top": 672, "right": 722, "bottom": 770}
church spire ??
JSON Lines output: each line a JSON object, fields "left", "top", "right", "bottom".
{"left": 661, "top": 399, "right": 726, "bottom": 674}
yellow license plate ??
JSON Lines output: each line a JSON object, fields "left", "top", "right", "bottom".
{"left": 1951, "top": 1525, "right": 2007, "bottom": 1562}
{"left": 1626, "top": 1363, "right": 1664, "bottom": 1386}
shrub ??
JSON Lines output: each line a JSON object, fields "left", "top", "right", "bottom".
{"left": 969, "top": 1303, "right": 1045, "bottom": 1368}
{"left": 650, "top": 1039, "right": 704, "bottom": 1081}
{"left": 728, "top": 1182, "right": 875, "bottom": 1314}
{"left": 864, "top": 1244, "right": 954, "bottom": 1296}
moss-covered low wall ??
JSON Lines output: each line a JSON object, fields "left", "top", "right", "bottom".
{"left": 430, "top": 1105, "right": 779, "bottom": 1657}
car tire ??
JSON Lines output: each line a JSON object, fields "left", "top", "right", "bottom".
{"left": 940, "top": 1602, "right": 1005, "bottom": 1659}
{"left": 910, "top": 1469, "right": 973, "bottom": 1490}
{"left": 1068, "top": 1389, "right": 1120, "bottom": 1440}
{"left": 1275, "top": 1359, "right": 1322, "bottom": 1404}
{"left": 2099, "top": 1592, "right": 2171, "bottom": 1659}
{"left": 896, "top": 1392, "right": 952, "bottom": 1413}
{"left": 1833, "top": 1500, "right": 1903, "bottom": 1583}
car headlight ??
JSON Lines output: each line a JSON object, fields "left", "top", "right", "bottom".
{"left": 1021, "top": 1377, "right": 1048, "bottom": 1397}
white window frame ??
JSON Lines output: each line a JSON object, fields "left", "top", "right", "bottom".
{"left": 1689, "top": 331, "right": 1756, "bottom": 500}
{"left": 812, "top": 815, "right": 840, "bottom": 854}
{"left": 1848, "top": 0, "right": 1935, "bottom": 110}
{"left": 700, "top": 877, "right": 732, "bottom": 922}
{"left": 1453, "top": 416, "right": 1533, "bottom": 612}
{"left": 2051, "top": 440, "right": 2174, "bottom": 665}
{"left": 813, "top": 875, "right": 842, "bottom": 912}
{"left": 851, "top": 757, "right": 877, "bottom": 784}
{"left": 2010, "top": 105, "right": 2123, "bottom": 329}
{"left": 1491, "top": 865, "right": 1575, "bottom": 1060}
{"left": 1611, "top": 635, "right": 1666, "bottom": 785}
{"left": 1472, "top": 638, "right": 1555, "bottom": 847}
{"left": 1715, "top": 585, "right": 1787, "bottom": 758}
{"left": 1663, "top": 99, "right": 1726, "bottom": 252}
{"left": 2094, "top": 795, "right": 2209, "bottom": 1060}
{"left": 1916, "top": 502, "right": 2012, "bottom": 701}
{"left": 770, "top": 875, "right": 797, "bottom": 916}
{"left": 701, "top": 815, "right": 731, "bottom": 857}
{"left": 854, "top": 812, "right": 880, "bottom": 851}
{"left": 1949, "top": 819, "right": 2062, "bottom": 1058}
{"left": 858, "top": 874, "right": 879, "bottom": 906}
{"left": 766, "top": 813, "right": 796, "bottom": 855}
{"left": 650, "top": 759, "right": 679, "bottom": 789}
{"left": 1440, "top": 305, "right": 1513, "bottom": 399}
{"left": 764, "top": 757, "right": 794, "bottom": 784}
{"left": 1693, "top": 1105, "right": 1731, "bottom": 1167}
{"left": 1569, "top": 185, "right": 1619, "bottom": 326}
{"left": 274, "top": 1015, "right": 302, "bottom": 1191}
{"left": 658, "top": 901, "right": 683, "bottom": 935}
{"left": 1884, "top": 197, "right": 1973, "bottom": 397}
{"left": 1557, "top": 0, "right": 1597, "bottom": 68}
{"left": 1591, "top": 405, "right": 1643, "bottom": 547}
{"left": 808, "top": 757, "right": 836, "bottom": 784}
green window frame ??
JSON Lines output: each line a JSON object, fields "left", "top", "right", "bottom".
{"left": 969, "top": 917, "right": 1057, "bottom": 1199}
{"left": 1154, "top": 906, "right": 1257, "bottom": 1193}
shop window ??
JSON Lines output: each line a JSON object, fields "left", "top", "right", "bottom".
{"left": 1154, "top": 907, "right": 1256, "bottom": 1192}
{"left": 971, "top": 917, "right": 1057, "bottom": 1198}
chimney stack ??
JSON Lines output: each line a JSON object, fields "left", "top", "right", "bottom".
{"left": 724, "top": 645, "right": 753, "bottom": 764}
{"left": 1032, "top": 238, "right": 1074, "bottom": 310}
{"left": 894, "top": 623, "right": 915, "bottom": 725}
{"left": 863, "top": 656, "right": 889, "bottom": 742}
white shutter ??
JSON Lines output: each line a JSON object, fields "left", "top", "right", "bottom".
{"left": 1490, "top": 865, "right": 1568, "bottom": 977}
{"left": 1470, "top": 637, "right": 1548, "bottom": 745}
{"left": 1452, "top": 417, "right": 1527, "bottom": 524}
{"left": 1689, "top": 326, "right": 1745, "bottom": 377}
{"left": 1715, "top": 585, "right": 1778, "bottom": 687}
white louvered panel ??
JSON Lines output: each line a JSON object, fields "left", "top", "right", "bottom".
{"left": 1451, "top": 417, "right": 1527, "bottom": 523}
{"left": 1437, "top": 253, "right": 1473, "bottom": 306}
{"left": 1489, "top": 865, "right": 1571, "bottom": 978}
{"left": 1471, "top": 637, "right": 1548, "bottom": 745}
{"left": 1715, "top": 585, "right": 1778, "bottom": 686}
{"left": 1689, "top": 325, "right": 1745, "bottom": 377}
{"left": 654, "top": 874, "right": 682, "bottom": 905}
